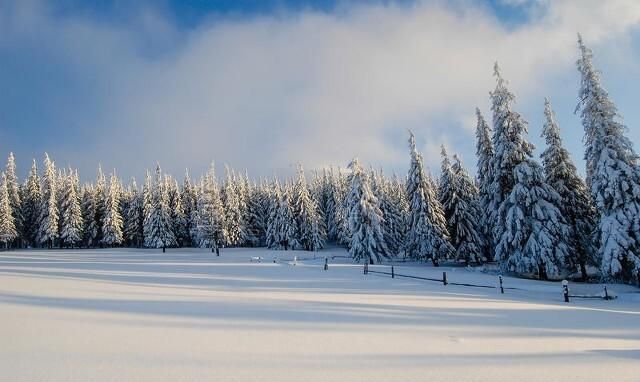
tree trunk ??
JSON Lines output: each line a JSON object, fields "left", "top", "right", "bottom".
{"left": 579, "top": 259, "right": 588, "bottom": 282}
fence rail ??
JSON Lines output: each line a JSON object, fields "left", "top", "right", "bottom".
{"left": 363, "top": 263, "right": 611, "bottom": 301}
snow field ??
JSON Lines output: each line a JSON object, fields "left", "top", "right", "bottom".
{"left": 1, "top": 247, "right": 639, "bottom": 382}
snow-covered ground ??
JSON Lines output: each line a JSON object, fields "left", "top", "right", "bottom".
{"left": 1, "top": 247, "right": 639, "bottom": 382}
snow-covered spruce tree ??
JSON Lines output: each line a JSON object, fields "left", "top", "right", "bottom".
{"left": 0, "top": 172, "right": 17, "bottom": 248}
{"left": 101, "top": 172, "right": 124, "bottom": 246}
{"left": 475, "top": 108, "right": 493, "bottom": 259}
{"left": 91, "top": 165, "right": 107, "bottom": 245}
{"left": 496, "top": 159, "right": 570, "bottom": 280}
{"left": 144, "top": 164, "right": 176, "bottom": 251}
{"left": 405, "top": 131, "right": 453, "bottom": 264}
{"left": 577, "top": 36, "right": 640, "bottom": 282}
{"left": 80, "top": 184, "right": 96, "bottom": 247}
{"left": 166, "top": 176, "right": 188, "bottom": 247}
{"left": 244, "top": 179, "right": 269, "bottom": 247}
{"left": 21, "top": 160, "right": 41, "bottom": 247}
{"left": 292, "top": 166, "right": 325, "bottom": 251}
{"left": 5, "top": 153, "right": 21, "bottom": 246}
{"left": 196, "top": 164, "right": 226, "bottom": 250}
{"left": 346, "top": 158, "right": 388, "bottom": 264}
{"left": 541, "top": 97, "right": 597, "bottom": 280}
{"left": 372, "top": 171, "right": 404, "bottom": 256}
{"left": 438, "top": 146, "right": 456, "bottom": 226}
{"left": 181, "top": 171, "right": 199, "bottom": 247}
{"left": 448, "top": 155, "right": 484, "bottom": 264}
{"left": 59, "top": 170, "right": 83, "bottom": 248}
{"left": 37, "top": 153, "right": 58, "bottom": 248}
{"left": 334, "top": 169, "right": 351, "bottom": 245}
{"left": 488, "top": 63, "right": 534, "bottom": 256}
{"left": 222, "top": 167, "right": 245, "bottom": 247}
{"left": 124, "top": 178, "right": 144, "bottom": 247}
{"left": 266, "top": 180, "right": 296, "bottom": 250}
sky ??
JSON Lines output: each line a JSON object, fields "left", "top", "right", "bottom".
{"left": 2, "top": 0, "right": 640, "bottom": 183}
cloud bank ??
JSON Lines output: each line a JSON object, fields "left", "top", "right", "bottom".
{"left": 2, "top": 0, "right": 640, "bottom": 180}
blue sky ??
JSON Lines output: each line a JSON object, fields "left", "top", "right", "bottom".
{"left": 1, "top": 0, "right": 640, "bottom": 182}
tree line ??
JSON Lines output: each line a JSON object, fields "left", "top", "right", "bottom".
{"left": 0, "top": 36, "right": 638, "bottom": 284}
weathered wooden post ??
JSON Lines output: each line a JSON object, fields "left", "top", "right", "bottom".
{"left": 442, "top": 271, "right": 448, "bottom": 286}
{"left": 364, "top": 262, "right": 368, "bottom": 275}
{"left": 603, "top": 285, "right": 610, "bottom": 300}
{"left": 391, "top": 266, "right": 395, "bottom": 279}
{"left": 498, "top": 275, "right": 504, "bottom": 294}
{"left": 562, "top": 279, "right": 569, "bottom": 302}
{"left": 324, "top": 257, "right": 328, "bottom": 271}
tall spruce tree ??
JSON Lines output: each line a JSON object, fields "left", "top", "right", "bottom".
{"left": 448, "top": 155, "right": 484, "bottom": 264}
{"left": 37, "top": 154, "right": 58, "bottom": 248}
{"left": 0, "top": 172, "right": 17, "bottom": 248}
{"left": 576, "top": 36, "right": 640, "bottom": 282}
{"left": 405, "top": 131, "right": 453, "bottom": 264}
{"left": 475, "top": 108, "right": 493, "bottom": 259}
{"left": 496, "top": 159, "right": 570, "bottom": 279}
{"left": 488, "top": 63, "right": 534, "bottom": 256}
{"left": 292, "top": 166, "right": 325, "bottom": 251}
{"left": 541, "top": 97, "right": 597, "bottom": 280}
{"left": 101, "top": 172, "right": 124, "bottom": 246}
{"left": 5, "top": 153, "right": 21, "bottom": 246}
{"left": 123, "top": 178, "right": 144, "bottom": 247}
{"left": 196, "top": 164, "right": 226, "bottom": 250}
{"left": 59, "top": 170, "right": 83, "bottom": 248}
{"left": 346, "top": 158, "right": 388, "bottom": 264}
{"left": 144, "top": 165, "right": 176, "bottom": 251}
{"left": 21, "top": 160, "right": 41, "bottom": 247}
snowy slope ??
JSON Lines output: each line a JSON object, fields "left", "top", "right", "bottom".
{"left": 0, "top": 247, "right": 639, "bottom": 382}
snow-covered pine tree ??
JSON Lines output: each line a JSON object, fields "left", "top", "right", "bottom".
{"left": 59, "top": 170, "right": 83, "bottom": 248}
{"left": 292, "top": 165, "right": 325, "bottom": 251}
{"left": 91, "top": 165, "right": 107, "bottom": 245}
{"left": 390, "top": 175, "right": 409, "bottom": 257}
{"left": 438, "top": 146, "right": 456, "bottom": 225}
{"left": 21, "top": 160, "right": 41, "bottom": 247}
{"left": 265, "top": 180, "right": 284, "bottom": 249}
{"left": 222, "top": 167, "right": 245, "bottom": 247}
{"left": 541, "top": 97, "right": 597, "bottom": 280}
{"left": 496, "top": 159, "right": 570, "bottom": 279}
{"left": 405, "top": 131, "right": 453, "bottom": 264}
{"left": 123, "top": 178, "right": 144, "bottom": 247}
{"left": 142, "top": 170, "right": 153, "bottom": 247}
{"left": 80, "top": 184, "right": 96, "bottom": 247}
{"left": 333, "top": 169, "right": 351, "bottom": 245}
{"left": 37, "top": 153, "right": 58, "bottom": 248}
{"left": 181, "top": 170, "right": 199, "bottom": 247}
{"left": 346, "top": 158, "right": 388, "bottom": 264}
{"left": 166, "top": 176, "right": 188, "bottom": 247}
{"left": 101, "top": 172, "right": 124, "bottom": 246}
{"left": 0, "top": 172, "right": 17, "bottom": 248}
{"left": 5, "top": 153, "right": 21, "bottom": 246}
{"left": 576, "top": 36, "right": 640, "bottom": 283}
{"left": 475, "top": 108, "right": 494, "bottom": 261}
{"left": 144, "top": 164, "right": 176, "bottom": 251}
{"left": 488, "top": 63, "right": 534, "bottom": 257}
{"left": 372, "top": 171, "right": 404, "bottom": 256}
{"left": 448, "top": 155, "right": 483, "bottom": 264}
{"left": 196, "top": 163, "right": 226, "bottom": 250}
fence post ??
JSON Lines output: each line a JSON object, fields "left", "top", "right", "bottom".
{"left": 391, "top": 266, "right": 395, "bottom": 279}
{"left": 562, "top": 280, "right": 569, "bottom": 302}
{"left": 442, "top": 271, "right": 448, "bottom": 286}
{"left": 324, "top": 257, "right": 328, "bottom": 271}
{"left": 603, "top": 285, "right": 610, "bottom": 300}
{"left": 498, "top": 275, "right": 504, "bottom": 294}
{"left": 364, "top": 262, "right": 368, "bottom": 275}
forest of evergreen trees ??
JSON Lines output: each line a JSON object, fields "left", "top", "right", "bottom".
{"left": 1, "top": 37, "right": 639, "bottom": 284}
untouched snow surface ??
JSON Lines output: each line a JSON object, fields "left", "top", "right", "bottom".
{"left": 1, "top": 247, "right": 639, "bottom": 382}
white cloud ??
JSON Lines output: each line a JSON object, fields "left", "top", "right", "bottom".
{"left": 3, "top": 0, "right": 640, "bottom": 179}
